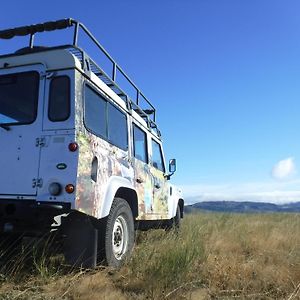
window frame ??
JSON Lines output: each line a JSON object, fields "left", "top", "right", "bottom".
{"left": 0, "top": 71, "right": 40, "bottom": 126}
{"left": 48, "top": 75, "right": 71, "bottom": 122}
{"left": 83, "top": 83, "right": 128, "bottom": 151}
{"left": 84, "top": 84, "right": 107, "bottom": 139}
{"left": 151, "top": 138, "right": 166, "bottom": 173}
{"left": 132, "top": 122, "right": 149, "bottom": 164}
{"left": 107, "top": 101, "right": 128, "bottom": 151}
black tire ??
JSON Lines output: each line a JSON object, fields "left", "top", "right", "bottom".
{"left": 166, "top": 204, "right": 181, "bottom": 232}
{"left": 100, "top": 198, "right": 135, "bottom": 268}
{"left": 174, "top": 204, "right": 181, "bottom": 229}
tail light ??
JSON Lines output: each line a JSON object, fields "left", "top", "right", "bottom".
{"left": 65, "top": 184, "right": 75, "bottom": 194}
{"left": 68, "top": 142, "right": 78, "bottom": 152}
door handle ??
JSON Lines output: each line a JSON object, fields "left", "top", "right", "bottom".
{"left": 136, "top": 177, "right": 144, "bottom": 184}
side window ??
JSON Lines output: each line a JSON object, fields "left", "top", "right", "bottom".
{"left": 151, "top": 139, "right": 165, "bottom": 172}
{"left": 48, "top": 76, "right": 70, "bottom": 122}
{"left": 133, "top": 124, "right": 148, "bottom": 163}
{"left": 84, "top": 86, "right": 106, "bottom": 137}
{"left": 84, "top": 85, "right": 128, "bottom": 150}
{"left": 108, "top": 103, "right": 128, "bottom": 150}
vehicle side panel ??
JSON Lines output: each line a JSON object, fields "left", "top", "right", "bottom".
{"left": 73, "top": 72, "right": 176, "bottom": 221}
{"left": 74, "top": 72, "right": 134, "bottom": 219}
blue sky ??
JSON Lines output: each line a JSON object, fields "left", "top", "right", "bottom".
{"left": 1, "top": 1, "right": 300, "bottom": 204}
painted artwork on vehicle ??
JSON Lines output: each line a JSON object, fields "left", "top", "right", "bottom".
{"left": 75, "top": 129, "right": 169, "bottom": 220}
{"left": 74, "top": 77, "right": 169, "bottom": 220}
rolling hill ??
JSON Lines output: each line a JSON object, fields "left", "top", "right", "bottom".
{"left": 185, "top": 201, "right": 300, "bottom": 213}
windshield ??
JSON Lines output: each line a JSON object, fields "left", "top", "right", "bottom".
{"left": 0, "top": 71, "right": 39, "bottom": 125}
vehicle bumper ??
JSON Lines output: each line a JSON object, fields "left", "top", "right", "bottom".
{"left": 0, "top": 199, "right": 71, "bottom": 236}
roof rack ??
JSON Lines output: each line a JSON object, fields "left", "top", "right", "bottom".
{"left": 0, "top": 18, "right": 160, "bottom": 136}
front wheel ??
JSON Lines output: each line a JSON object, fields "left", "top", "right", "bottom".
{"left": 166, "top": 204, "right": 181, "bottom": 232}
{"left": 101, "top": 198, "right": 135, "bottom": 268}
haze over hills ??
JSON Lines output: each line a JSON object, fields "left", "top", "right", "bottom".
{"left": 184, "top": 201, "right": 300, "bottom": 213}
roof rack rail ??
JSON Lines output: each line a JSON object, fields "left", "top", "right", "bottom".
{"left": 0, "top": 18, "right": 159, "bottom": 131}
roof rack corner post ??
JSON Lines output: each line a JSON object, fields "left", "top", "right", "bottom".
{"left": 136, "top": 90, "right": 140, "bottom": 106}
{"left": 29, "top": 33, "right": 35, "bottom": 48}
{"left": 146, "top": 117, "right": 151, "bottom": 129}
{"left": 112, "top": 62, "right": 117, "bottom": 81}
{"left": 72, "top": 20, "right": 79, "bottom": 46}
{"left": 124, "top": 96, "right": 131, "bottom": 111}
{"left": 127, "top": 98, "right": 133, "bottom": 112}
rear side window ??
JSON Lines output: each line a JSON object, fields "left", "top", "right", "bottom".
{"left": 85, "top": 86, "right": 106, "bottom": 137}
{"left": 151, "top": 139, "right": 165, "bottom": 172}
{"left": 108, "top": 104, "right": 128, "bottom": 150}
{"left": 84, "top": 85, "right": 128, "bottom": 150}
{"left": 133, "top": 124, "right": 148, "bottom": 163}
{"left": 48, "top": 76, "right": 70, "bottom": 122}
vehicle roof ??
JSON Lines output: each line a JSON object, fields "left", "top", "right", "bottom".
{"left": 0, "top": 48, "right": 81, "bottom": 70}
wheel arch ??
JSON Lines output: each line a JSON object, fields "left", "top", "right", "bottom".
{"left": 115, "top": 187, "right": 138, "bottom": 219}
{"left": 99, "top": 176, "right": 138, "bottom": 219}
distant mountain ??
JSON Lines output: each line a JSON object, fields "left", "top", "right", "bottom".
{"left": 184, "top": 201, "right": 300, "bottom": 213}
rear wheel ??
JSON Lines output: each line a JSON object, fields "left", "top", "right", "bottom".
{"left": 100, "top": 198, "right": 134, "bottom": 268}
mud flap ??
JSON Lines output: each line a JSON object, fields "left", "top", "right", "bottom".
{"left": 62, "top": 213, "right": 98, "bottom": 269}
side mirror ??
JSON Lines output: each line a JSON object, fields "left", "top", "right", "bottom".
{"left": 168, "top": 159, "right": 177, "bottom": 174}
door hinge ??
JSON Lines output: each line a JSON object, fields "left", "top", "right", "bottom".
{"left": 35, "top": 137, "right": 46, "bottom": 147}
{"left": 32, "top": 178, "right": 43, "bottom": 188}
{"left": 40, "top": 71, "right": 55, "bottom": 79}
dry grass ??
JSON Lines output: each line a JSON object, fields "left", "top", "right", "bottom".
{"left": 0, "top": 213, "right": 299, "bottom": 299}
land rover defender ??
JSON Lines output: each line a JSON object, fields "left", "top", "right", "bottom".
{"left": 0, "top": 19, "right": 184, "bottom": 268}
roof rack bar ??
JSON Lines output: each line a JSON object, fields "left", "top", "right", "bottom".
{"left": 72, "top": 20, "right": 157, "bottom": 120}
{"left": 116, "top": 64, "right": 139, "bottom": 98}
{"left": 0, "top": 19, "right": 73, "bottom": 40}
{"left": 0, "top": 18, "right": 159, "bottom": 129}
{"left": 72, "top": 21, "right": 115, "bottom": 69}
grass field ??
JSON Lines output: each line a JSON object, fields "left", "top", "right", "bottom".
{"left": 0, "top": 212, "right": 299, "bottom": 299}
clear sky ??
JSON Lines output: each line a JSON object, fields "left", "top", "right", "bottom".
{"left": 1, "top": 0, "right": 300, "bottom": 204}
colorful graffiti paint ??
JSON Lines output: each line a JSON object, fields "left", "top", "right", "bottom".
{"left": 74, "top": 72, "right": 170, "bottom": 220}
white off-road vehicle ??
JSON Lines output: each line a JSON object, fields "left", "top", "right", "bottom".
{"left": 0, "top": 19, "right": 184, "bottom": 268}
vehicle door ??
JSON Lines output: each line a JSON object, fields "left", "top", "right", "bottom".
{"left": 0, "top": 64, "right": 45, "bottom": 196}
{"left": 37, "top": 70, "right": 77, "bottom": 202}
{"left": 132, "top": 123, "right": 153, "bottom": 216}
{"left": 149, "top": 138, "right": 169, "bottom": 217}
